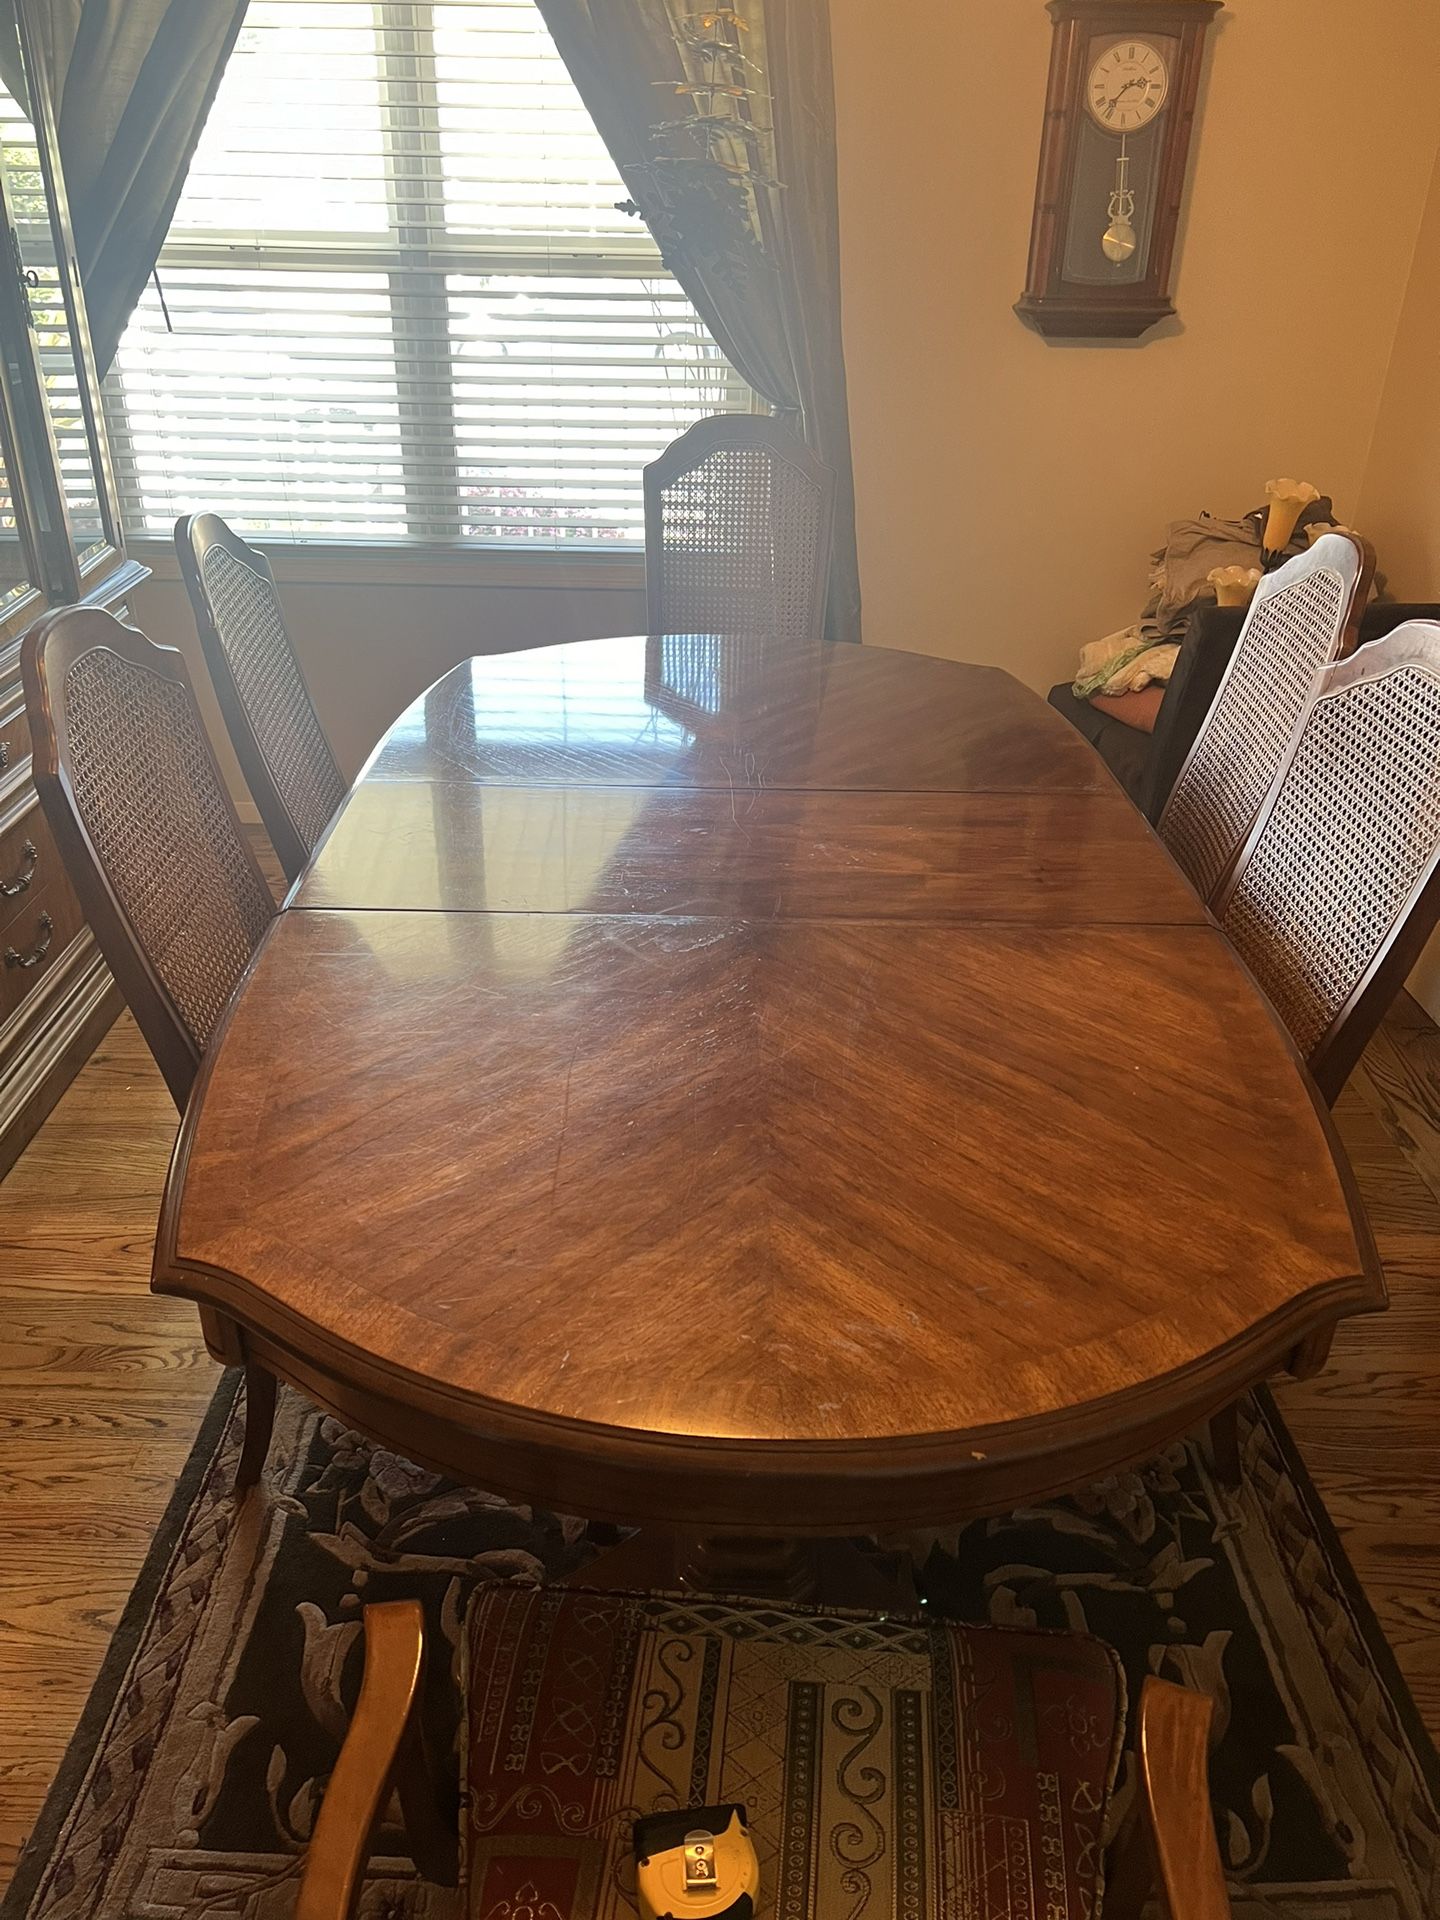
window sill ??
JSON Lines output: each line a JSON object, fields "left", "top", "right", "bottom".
{"left": 130, "top": 538, "right": 647, "bottom": 594}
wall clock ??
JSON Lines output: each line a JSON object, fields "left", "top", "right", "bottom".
{"left": 1016, "top": 0, "right": 1221, "bottom": 339}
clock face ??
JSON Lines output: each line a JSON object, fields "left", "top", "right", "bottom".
{"left": 1086, "top": 40, "right": 1169, "bottom": 134}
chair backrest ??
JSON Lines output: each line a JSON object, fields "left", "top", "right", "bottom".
{"left": 1216, "top": 619, "right": 1440, "bottom": 1105}
{"left": 1159, "top": 531, "right": 1374, "bottom": 903}
{"left": 23, "top": 606, "right": 275, "bottom": 1109}
{"left": 643, "top": 414, "right": 836, "bottom": 644}
{"left": 175, "top": 512, "right": 347, "bottom": 883}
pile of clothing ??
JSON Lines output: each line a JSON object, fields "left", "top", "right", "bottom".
{"left": 1073, "top": 494, "right": 1336, "bottom": 718}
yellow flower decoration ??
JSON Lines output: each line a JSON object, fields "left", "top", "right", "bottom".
{"left": 1262, "top": 477, "right": 1321, "bottom": 555}
{"left": 1207, "top": 564, "right": 1263, "bottom": 608}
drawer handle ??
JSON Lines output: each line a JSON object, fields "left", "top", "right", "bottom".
{"left": 5, "top": 909, "right": 52, "bottom": 970}
{"left": 0, "top": 838, "right": 37, "bottom": 897}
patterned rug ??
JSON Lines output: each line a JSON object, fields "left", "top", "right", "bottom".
{"left": 4, "top": 1381, "right": 1438, "bottom": 1920}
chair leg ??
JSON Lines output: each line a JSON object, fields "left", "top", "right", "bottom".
{"left": 1105, "top": 1677, "right": 1230, "bottom": 1920}
{"left": 394, "top": 1707, "right": 460, "bottom": 1888}
{"left": 1103, "top": 1796, "right": 1154, "bottom": 1920}
{"left": 235, "top": 1362, "right": 277, "bottom": 1494}
{"left": 1207, "top": 1401, "right": 1241, "bottom": 1488}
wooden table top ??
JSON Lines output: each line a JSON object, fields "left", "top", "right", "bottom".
{"left": 356, "top": 631, "right": 1114, "bottom": 792}
{"left": 154, "top": 634, "right": 1383, "bottom": 1531}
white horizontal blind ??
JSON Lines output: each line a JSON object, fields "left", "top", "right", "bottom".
{"left": 102, "top": 0, "right": 754, "bottom": 546}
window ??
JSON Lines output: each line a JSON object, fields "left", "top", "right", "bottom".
{"left": 102, "top": 0, "right": 754, "bottom": 548}
{"left": 0, "top": 86, "right": 109, "bottom": 565}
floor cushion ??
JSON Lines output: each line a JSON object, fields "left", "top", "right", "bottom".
{"left": 462, "top": 1585, "right": 1125, "bottom": 1918}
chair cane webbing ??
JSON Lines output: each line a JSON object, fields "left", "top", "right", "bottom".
{"left": 64, "top": 646, "right": 273, "bottom": 1050}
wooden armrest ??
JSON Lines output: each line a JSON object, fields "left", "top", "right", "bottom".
{"left": 1107, "top": 1677, "right": 1230, "bottom": 1918}
{"left": 296, "top": 1601, "right": 426, "bottom": 1920}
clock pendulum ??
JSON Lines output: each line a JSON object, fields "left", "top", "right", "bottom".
{"left": 1102, "top": 135, "right": 1137, "bottom": 263}
{"left": 1083, "top": 41, "right": 1169, "bottom": 268}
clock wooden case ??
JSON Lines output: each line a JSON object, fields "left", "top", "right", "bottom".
{"left": 1017, "top": 0, "right": 1221, "bottom": 339}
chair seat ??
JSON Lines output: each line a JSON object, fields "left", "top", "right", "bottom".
{"left": 462, "top": 1586, "right": 1124, "bottom": 1918}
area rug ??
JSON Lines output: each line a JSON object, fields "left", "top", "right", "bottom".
{"left": 4, "top": 1382, "right": 1438, "bottom": 1920}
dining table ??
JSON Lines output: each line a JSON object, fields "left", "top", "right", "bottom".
{"left": 152, "top": 629, "right": 1383, "bottom": 1600}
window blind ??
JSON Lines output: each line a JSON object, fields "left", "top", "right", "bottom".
{"left": 102, "top": 0, "right": 754, "bottom": 547}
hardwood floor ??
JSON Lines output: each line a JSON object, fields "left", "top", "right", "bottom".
{"left": 1278, "top": 998, "right": 1440, "bottom": 1732}
{"left": 0, "top": 1013, "right": 212, "bottom": 1883}
{"left": 1, "top": 999, "right": 1439, "bottom": 1889}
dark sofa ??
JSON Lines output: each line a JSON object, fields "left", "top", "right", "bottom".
{"left": 1049, "top": 601, "right": 1440, "bottom": 823}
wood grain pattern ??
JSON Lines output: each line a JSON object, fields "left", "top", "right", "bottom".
{"left": 295, "top": 1600, "right": 457, "bottom": 1920}
{"left": 292, "top": 784, "right": 1210, "bottom": 921}
{"left": 1279, "top": 998, "right": 1440, "bottom": 1729}
{"left": 1106, "top": 1680, "right": 1230, "bottom": 1920}
{"left": 163, "top": 913, "right": 1368, "bottom": 1438}
{"left": 0, "top": 1013, "right": 212, "bottom": 1889}
{"left": 0, "top": 831, "right": 274, "bottom": 1886}
{"left": 156, "top": 642, "right": 1380, "bottom": 1535}
{"left": 361, "top": 636, "right": 1114, "bottom": 793}
{"left": 4, "top": 998, "right": 1440, "bottom": 1890}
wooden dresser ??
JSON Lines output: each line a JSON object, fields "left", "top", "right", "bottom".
{"left": 0, "top": 12, "right": 150, "bottom": 1177}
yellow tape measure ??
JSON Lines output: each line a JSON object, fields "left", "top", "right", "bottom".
{"left": 634, "top": 1805, "right": 759, "bottom": 1920}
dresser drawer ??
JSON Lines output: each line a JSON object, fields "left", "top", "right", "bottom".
{"left": 0, "top": 878, "right": 85, "bottom": 1027}
{"left": 0, "top": 681, "right": 29, "bottom": 787}
{"left": 0, "top": 794, "right": 67, "bottom": 940}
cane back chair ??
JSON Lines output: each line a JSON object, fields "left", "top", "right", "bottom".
{"left": 23, "top": 604, "right": 279, "bottom": 1486}
{"left": 1159, "top": 531, "right": 1374, "bottom": 904}
{"left": 176, "top": 511, "right": 347, "bottom": 883}
{"left": 1216, "top": 618, "right": 1440, "bottom": 1107}
{"left": 644, "top": 414, "right": 836, "bottom": 645}
{"left": 296, "top": 1592, "right": 1231, "bottom": 1920}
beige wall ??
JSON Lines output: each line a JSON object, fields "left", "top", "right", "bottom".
{"left": 1358, "top": 143, "right": 1440, "bottom": 599}
{"left": 1356, "top": 140, "right": 1440, "bottom": 1016}
{"left": 829, "top": 0, "right": 1440, "bottom": 694}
